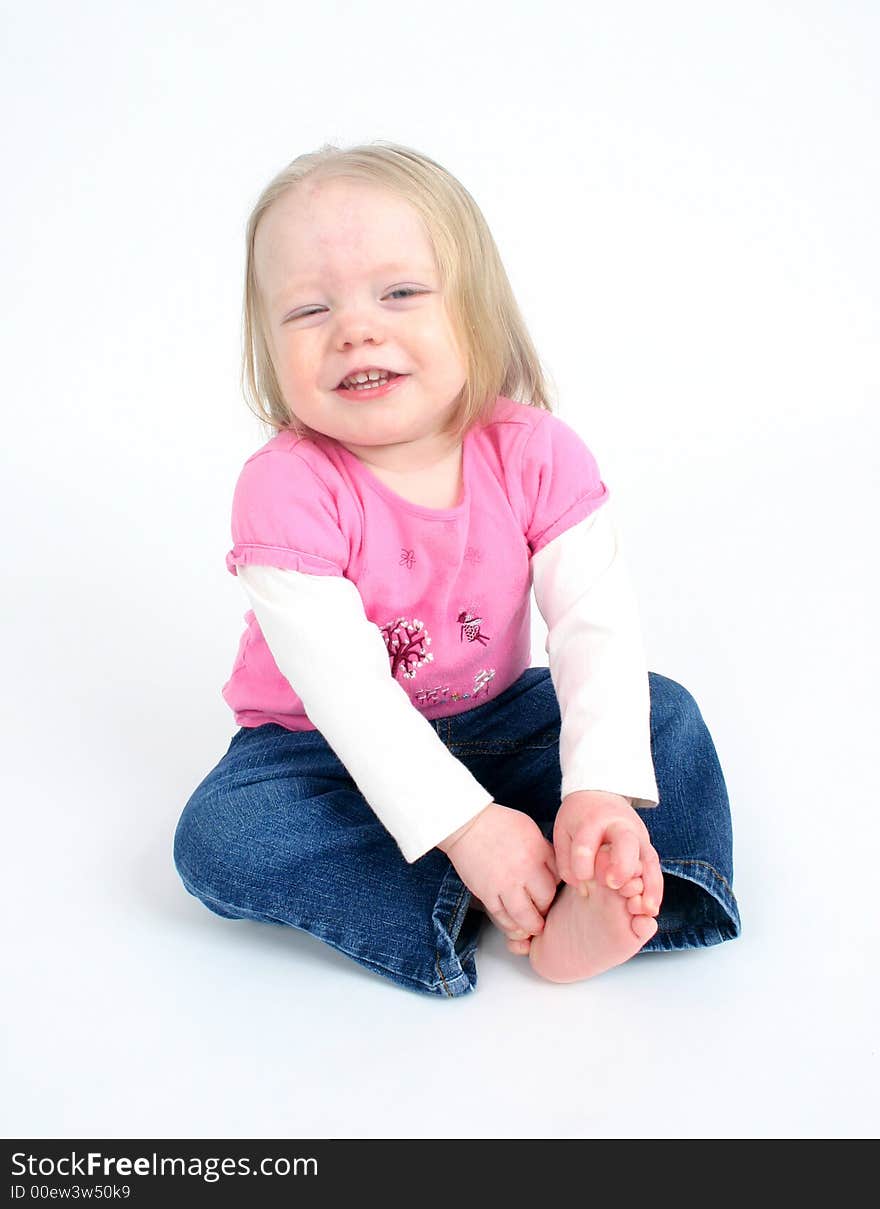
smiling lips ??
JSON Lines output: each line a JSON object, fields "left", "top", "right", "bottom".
{"left": 334, "top": 372, "right": 408, "bottom": 400}
{"left": 337, "top": 366, "right": 402, "bottom": 388}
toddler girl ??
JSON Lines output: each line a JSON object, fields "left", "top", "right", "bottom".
{"left": 173, "top": 141, "right": 741, "bottom": 997}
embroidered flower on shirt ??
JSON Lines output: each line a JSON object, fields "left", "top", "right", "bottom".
{"left": 380, "top": 616, "right": 434, "bottom": 680}
{"left": 464, "top": 546, "right": 482, "bottom": 565}
{"left": 399, "top": 548, "right": 416, "bottom": 569}
{"left": 457, "top": 611, "right": 491, "bottom": 645}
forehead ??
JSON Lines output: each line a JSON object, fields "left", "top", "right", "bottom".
{"left": 255, "top": 178, "right": 438, "bottom": 298}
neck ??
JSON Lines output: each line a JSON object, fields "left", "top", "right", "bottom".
{"left": 337, "top": 421, "right": 463, "bottom": 476}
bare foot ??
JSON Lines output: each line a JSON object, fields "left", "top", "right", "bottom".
{"left": 469, "top": 895, "right": 548, "bottom": 956}
{"left": 526, "top": 846, "right": 658, "bottom": 983}
{"left": 469, "top": 853, "right": 651, "bottom": 961}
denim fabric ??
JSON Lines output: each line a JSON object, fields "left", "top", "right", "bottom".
{"left": 173, "top": 669, "right": 741, "bottom": 998}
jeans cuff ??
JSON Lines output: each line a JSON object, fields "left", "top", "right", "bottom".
{"left": 430, "top": 861, "right": 483, "bottom": 997}
{"left": 639, "top": 857, "right": 742, "bottom": 953}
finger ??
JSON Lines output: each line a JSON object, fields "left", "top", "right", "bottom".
{"left": 488, "top": 910, "right": 530, "bottom": 942}
{"left": 618, "top": 876, "right": 644, "bottom": 899}
{"left": 486, "top": 900, "right": 521, "bottom": 935}
{"left": 479, "top": 890, "right": 539, "bottom": 942}
{"left": 522, "top": 888, "right": 548, "bottom": 931}
{"left": 604, "top": 822, "right": 641, "bottom": 887}
{"left": 545, "top": 861, "right": 564, "bottom": 908}
{"left": 571, "top": 841, "right": 606, "bottom": 898}
{"left": 552, "top": 822, "right": 575, "bottom": 887}
{"left": 638, "top": 845, "right": 664, "bottom": 914}
{"left": 567, "top": 821, "right": 608, "bottom": 883}
{"left": 506, "top": 936, "right": 532, "bottom": 956}
{"left": 498, "top": 889, "right": 546, "bottom": 937}
{"left": 547, "top": 858, "right": 563, "bottom": 890}
{"left": 543, "top": 840, "right": 560, "bottom": 883}
{"left": 483, "top": 896, "right": 535, "bottom": 941}
{"left": 529, "top": 864, "right": 561, "bottom": 915}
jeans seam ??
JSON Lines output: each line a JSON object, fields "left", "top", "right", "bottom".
{"left": 663, "top": 857, "right": 736, "bottom": 900}
{"left": 447, "top": 741, "right": 555, "bottom": 754}
{"left": 435, "top": 883, "right": 469, "bottom": 997}
{"left": 434, "top": 956, "right": 453, "bottom": 996}
{"left": 652, "top": 924, "right": 737, "bottom": 940}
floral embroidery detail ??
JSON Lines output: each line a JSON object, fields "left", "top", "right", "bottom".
{"left": 457, "top": 610, "right": 491, "bottom": 645}
{"left": 380, "top": 616, "right": 434, "bottom": 680}
{"left": 464, "top": 546, "right": 482, "bottom": 565}
{"left": 399, "top": 548, "right": 416, "bottom": 569}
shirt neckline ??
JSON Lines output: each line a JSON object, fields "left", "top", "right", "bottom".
{"left": 332, "top": 427, "right": 473, "bottom": 520}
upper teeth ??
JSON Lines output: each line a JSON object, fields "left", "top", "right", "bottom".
{"left": 342, "top": 370, "right": 391, "bottom": 388}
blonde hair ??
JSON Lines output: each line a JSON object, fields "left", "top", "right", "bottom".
{"left": 241, "top": 140, "right": 556, "bottom": 442}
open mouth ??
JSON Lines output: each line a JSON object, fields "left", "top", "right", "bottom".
{"left": 334, "top": 372, "right": 408, "bottom": 399}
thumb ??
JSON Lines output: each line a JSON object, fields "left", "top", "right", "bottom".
{"left": 543, "top": 840, "right": 560, "bottom": 883}
{"left": 568, "top": 820, "right": 607, "bottom": 883}
{"left": 553, "top": 822, "right": 575, "bottom": 887}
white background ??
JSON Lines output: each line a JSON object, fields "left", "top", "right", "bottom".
{"left": 2, "top": 0, "right": 878, "bottom": 1139}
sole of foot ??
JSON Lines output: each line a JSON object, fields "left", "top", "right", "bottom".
{"left": 525, "top": 846, "right": 658, "bottom": 982}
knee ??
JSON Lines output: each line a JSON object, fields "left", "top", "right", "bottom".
{"left": 647, "top": 672, "right": 705, "bottom": 737}
{"left": 173, "top": 784, "right": 311, "bottom": 909}
{"left": 172, "top": 789, "right": 233, "bottom": 899}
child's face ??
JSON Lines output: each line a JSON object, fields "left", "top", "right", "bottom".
{"left": 255, "top": 177, "right": 468, "bottom": 460}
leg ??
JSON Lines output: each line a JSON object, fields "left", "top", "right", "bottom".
{"left": 440, "top": 667, "right": 741, "bottom": 967}
{"left": 631, "top": 673, "right": 741, "bottom": 952}
{"left": 172, "top": 724, "right": 485, "bottom": 998}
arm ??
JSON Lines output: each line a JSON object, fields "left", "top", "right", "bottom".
{"left": 236, "top": 563, "right": 495, "bottom": 864}
{"left": 530, "top": 501, "right": 659, "bottom": 810}
{"left": 531, "top": 503, "right": 663, "bottom": 907}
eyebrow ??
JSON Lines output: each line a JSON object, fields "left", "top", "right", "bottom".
{"left": 273, "top": 262, "right": 436, "bottom": 301}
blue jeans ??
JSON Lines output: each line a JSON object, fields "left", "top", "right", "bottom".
{"left": 173, "top": 669, "right": 741, "bottom": 998}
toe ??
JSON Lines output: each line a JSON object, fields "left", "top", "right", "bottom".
{"left": 618, "top": 876, "right": 644, "bottom": 899}
{"left": 631, "top": 914, "right": 658, "bottom": 942}
{"left": 639, "top": 848, "right": 664, "bottom": 914}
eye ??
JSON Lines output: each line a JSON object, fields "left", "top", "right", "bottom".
{"left": 285, "top": 288, "right": 426, "bottom": 322}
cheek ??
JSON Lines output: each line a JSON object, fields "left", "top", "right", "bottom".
{"left": 421, "top": 320, "right": 463, "bottom": 366}
{"left": 435, "top": 333, "right": 467, "bottom": 381}
{"left": 276, "top": 339, "right": 315, "bottom": 382}
{"left": 434, "top": 313, "right": 467, "bottom": 370}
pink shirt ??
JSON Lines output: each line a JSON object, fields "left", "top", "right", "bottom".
{"left": 222, "top": 395, "right": 610, "bottom": 730}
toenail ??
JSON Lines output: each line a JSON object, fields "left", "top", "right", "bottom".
{"left": 608, "top": 877, "right": 621, "bottom": 889}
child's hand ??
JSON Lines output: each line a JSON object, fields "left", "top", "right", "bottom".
{"left": 554, "top": 790, "right": 664, "bottom": 915}
{"left": 440, "top": 803, "right": 560, "bottom": 941}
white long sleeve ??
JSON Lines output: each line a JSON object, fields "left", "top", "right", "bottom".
{"left": 531, "top": 502, "right": 660, "bottom": 809}
{"left": 236, "top": 564, "right": 495, "bottom": 863}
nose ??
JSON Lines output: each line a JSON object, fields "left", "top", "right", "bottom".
{"left": 339, "top": 330, "right": 380, "bottom": 353}
{"left": 337, "top": 329, "right": 382, "bottom": 355}
{"left": 334, "top": 303, "right": 386, "bottom": 352}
